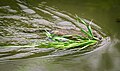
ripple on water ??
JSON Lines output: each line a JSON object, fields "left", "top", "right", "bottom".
{"left": 0, "top": 2, "right": 110, "bottom": 60}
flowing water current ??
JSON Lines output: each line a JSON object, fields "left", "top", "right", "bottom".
{"left": 0, "top": 0, "right": 120, "bottom": 71}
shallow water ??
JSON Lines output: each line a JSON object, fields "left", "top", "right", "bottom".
{"left": 0, "top": 0, "right": 120, "bottom": 71}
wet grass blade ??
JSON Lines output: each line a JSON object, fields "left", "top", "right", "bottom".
{"left": 78, "top": 40, "right": 97, "bottom": 50}
{"left": 76, "top": 17, "right": 92, "bottom": 38}
{"left": 45, "top": 29, "right": 52, "bottom": 38}
{"left": 76, "top": 35, "right": 89, "bottom": 40}
{"left": 76, "top": 15, "right": 87, "bottom": 25}
{"left": 75, "top": 15, "right": 94, "bottom": 38}
{"left": 38, "top": 39, "right": 97, "bottom": 49}
{"left": 87, "top": 20, "right": 93, "bottom": 38}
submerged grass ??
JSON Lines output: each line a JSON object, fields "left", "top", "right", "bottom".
{"left": 37, "top": 16, "right": 98, "bottom": 49}
{"left": 3, "top": 16, "right": 99, "bottom": 50}
{"left": 37, "top": 39, "right": 97, "bottom": 49}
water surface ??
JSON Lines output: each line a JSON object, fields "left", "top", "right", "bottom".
{"left": 0, "top": 0, "right": 120, "bottom": 71}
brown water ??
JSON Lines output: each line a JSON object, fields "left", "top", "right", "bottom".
{"left": 0, "top": 0, "right": 120, "bottom": 71}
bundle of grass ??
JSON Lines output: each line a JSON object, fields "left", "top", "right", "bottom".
{"left": 3, "top": 16, "right": 100, "bottom": 50}
{"left": 37, "top": 16, "right": 99, "bottom": 50}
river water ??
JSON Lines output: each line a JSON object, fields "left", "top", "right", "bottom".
{"left": 0, "top": 0, "right": 120, "bottom": 71}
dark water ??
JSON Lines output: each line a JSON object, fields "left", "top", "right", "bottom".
{"left": 0, "top": 0, "right": 120, "bottom": 71}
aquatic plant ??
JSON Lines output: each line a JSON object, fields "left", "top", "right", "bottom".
{"left": 37, "top": 16, "right": 98, "bottom": 49}
{"left": 3, "top": 16, "right": 99, "bottom": 50}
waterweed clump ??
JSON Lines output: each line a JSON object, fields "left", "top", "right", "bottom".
{"left": 3, "top": 16, "right": 99, "bottom": 50}
{"left": 37, "top": 16, "right": 99, "bottom": 50}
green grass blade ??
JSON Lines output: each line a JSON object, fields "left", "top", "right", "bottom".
{"left": 87, "top": 20, "right": 93, "bottom": 38}
{"left": 38, "top": 39, "right": 97, "bottom": 49}
{"left": 76, "top": 18, "right": 92, "bottom": 38}
{"left": 78, "top": 18, "right": 93, "bottom": 37}
{"left": 45, "top": 29, "right": 52, "bottom": 38}
{"left": 75, "top": 15, "right": 87, "bottom": 25}
{"left": 78, "top": 40, "right": 97, "bottom": 50}
{"left": 75, "top": 15, "right": 94, "bottom": 38}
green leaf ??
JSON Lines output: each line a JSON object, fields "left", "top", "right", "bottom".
{"left": 75, "top": 15, "right": 94, "bottom": 39}
{"left": 45, "top": 29, "right": 52, "bottom": 38}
